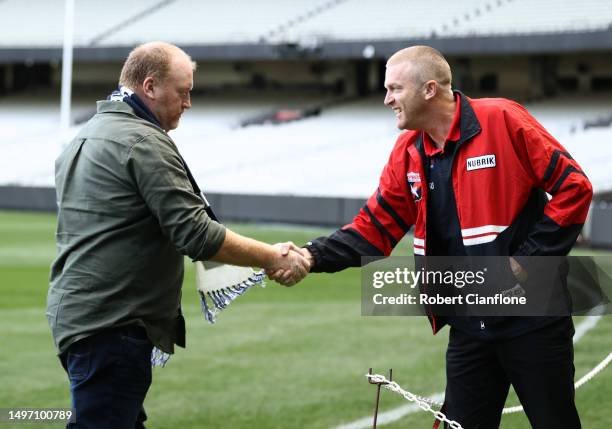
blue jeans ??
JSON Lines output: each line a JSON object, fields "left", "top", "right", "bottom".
{"left": 60, "top": 326, "right": 153, "bottom": 429}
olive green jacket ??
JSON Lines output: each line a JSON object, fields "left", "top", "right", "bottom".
{"left": 47, "top": 100, "right": 226, "bottom": 355}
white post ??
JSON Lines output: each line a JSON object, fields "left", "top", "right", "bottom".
{"left": 59, "top": 0, "right": 75, "bottom": 138}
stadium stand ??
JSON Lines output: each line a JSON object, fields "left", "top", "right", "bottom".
{"left": 0, "top": 0, "right": 165, "bottom": 47}
{"left": 98, "top": 0, "right": 319, "bottom": 46}
{"left": 2, "top": 0, "right": 612, "bottom": 48}
{"left": 524, "top": 95, "right": 612, "bottom": 137}
{"left": 0, "top": 0, "right": 324, "bottom": 47}
{"left": 268, "top": 0, "right": 486, "bottom": 43}
{"left": 269, "top": 0, "right": 612, "bottom": 42}
{"left": 439, "top": 0, "right": 612, "bottom": 37}
{"left": 174, "top": 95, "right": 398, "bottom": 197}
{"left": 2, "top": 92, "right": 610, "bottom": 198}
{"left": 142, "top": 94, "right": 612, "bottom": 197}
{"left": 0, "top": 1, "right": 611, "bottom": 237}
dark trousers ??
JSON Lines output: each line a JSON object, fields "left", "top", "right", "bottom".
{"left": 444, "top": 318, "right": 580, "bottom": 429}
{"left": 60, "top": 326, "right": 153, "bottom": 429}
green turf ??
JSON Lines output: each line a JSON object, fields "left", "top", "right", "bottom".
{"left": 0, "top": 210, "right": 610, "bottom": 428}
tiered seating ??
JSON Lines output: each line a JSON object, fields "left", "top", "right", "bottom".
{"left": 269, "top": 0, "right": 480, "bottom": 43}
{"left": 524, "top": 95, "right": 612, "bottom": 137}
{"left": 0, "top": 0, "right": 160, "bottom": 47}
{"left": 1, "top": 0, "right": 610, "bottom": 47}
{"left": 0, "top": 93, "right": 610, "bottom": 197}
{"left": 174, "top": 96, "right": 397, "bottom": 197}
{"left": 525, "top": 96, "right": 612, "bottom": 194}
{"left": 99, "top": 0, "right": 315, "bottom": 46}
{"left": 174, "top": 94, "right": 612, "bottom": 197}
{"left": 0, "top": 92, "right": 94, "bottom": 185}
{"left": 439, "top": 0, "right": 612, "bottom": 37}
{"left": 0, "top": 0, "right": 347, "bottom": 47}
{"left": 563, "top": 128, "right": 612, "bottom": 193}
{"left": 272, "top": 0, "right": 612, "bottom": 42}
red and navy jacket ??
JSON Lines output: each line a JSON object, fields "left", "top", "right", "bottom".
{"left": 306, "top": 91, "right": 593, "bottom": 334}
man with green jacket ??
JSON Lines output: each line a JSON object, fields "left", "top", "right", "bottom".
{"left": 47, "top": 41, "right": 309, "bottom": 428}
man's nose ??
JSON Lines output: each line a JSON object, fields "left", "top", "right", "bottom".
{"left": 384, "top": 90, "right": 393, "bottom": 106}
{"left": 183, "top": 94, "right": 191, "bottom": 109}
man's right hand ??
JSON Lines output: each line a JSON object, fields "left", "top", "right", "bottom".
{"left": 210, "top": 230, "right": 310, "bottom": 286}
{"left": 265, "top": 242, "right": 312, "bottom": 287}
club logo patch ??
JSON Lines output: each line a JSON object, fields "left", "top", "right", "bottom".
{"left": 407, "top": 172, "right": 422, "bottom": 201}
{"left": 466, "top": 154, "right": 496, "bottom": 171}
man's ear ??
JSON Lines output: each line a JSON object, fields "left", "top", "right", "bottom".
{"left": 142, "top": 76, "right": 156, "bottom": 100}
{"left": 424, "top": 80, "right": 437, "bottom": 100}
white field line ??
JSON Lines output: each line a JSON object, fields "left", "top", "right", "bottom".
{"left": 334, "top": 393, "right": 445, "bottom": 429}
{"left": 333, "top": 313, "right": 604, "bottom": 429}
{"left": 573, "top": 308, "right": 604, "bottom": 344}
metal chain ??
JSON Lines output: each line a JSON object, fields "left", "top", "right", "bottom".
{"left": 367, "top": 352, "right": 611, "bottom": 426}
{"left": 366, "top": 374, "right": 463, "bottom": 429}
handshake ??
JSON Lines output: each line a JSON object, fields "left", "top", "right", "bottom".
{"left": 265, "top": 242, "right": 313, "bottom": 287}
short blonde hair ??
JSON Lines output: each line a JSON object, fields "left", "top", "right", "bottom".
{"left": 119, "top": 41, "right": 196, "bottom": 88}
{"left": 387, "top": 45, "right": 451, "bottom": 87}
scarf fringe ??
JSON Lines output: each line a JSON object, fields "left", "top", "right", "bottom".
{"left": 151, "top": 347, "right": 171, "bottom": 368}
{"left": 200, "top": 271, "right": 266, "bottom": 324}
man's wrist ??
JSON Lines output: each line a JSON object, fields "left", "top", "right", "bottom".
{"left": 262, "top": 244, "right": 283, "bottom": 271}
{"left": 303, "top": 244, "right": 315, "bottom": 271}
{"left": 305, "top": 252, "right": 314, "bottom": 270}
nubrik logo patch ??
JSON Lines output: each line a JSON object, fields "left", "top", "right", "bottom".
{"left": 466, "top": 154, "right": 496, "bottom": 171}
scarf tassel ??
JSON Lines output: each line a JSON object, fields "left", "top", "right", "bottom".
{"left": 151, "top": 347, "right": 171, "bottom": 368}
{"left": 199, "top": 271, "right": 266, "bottom": 324}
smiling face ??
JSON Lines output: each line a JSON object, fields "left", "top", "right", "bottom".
{"left": 383, "top": 62, "right": 427, "bottom": 131}
{"left": 147, "top": 56, "right": 193, "bottom": 131}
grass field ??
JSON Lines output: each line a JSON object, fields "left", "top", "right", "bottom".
{"left": 0, "top": 210, "right": 610, "bottom": 428}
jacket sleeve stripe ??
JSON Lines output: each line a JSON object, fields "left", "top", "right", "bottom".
{"left": 363, "top": 205, "right": 399, "bottom": 248}
{"left": 306, "top": 227, "right": 385, "bottom": 273}
{"left": 461, "top": 224, "right": 509, "bottom": 237}
{"left": 543, "top": 149, "right": 574, "bottom": 183}
{"left": 376, "top": 188, "right": 411, "bottom": 234}
{"left": 342, "top": 227, "right": 386, "bottom": 256}
{"left": 550, "top": 165, "right": 587, "bottom": 195}
{"left": 463, "top": 234, "right": 499, "bottom": 246}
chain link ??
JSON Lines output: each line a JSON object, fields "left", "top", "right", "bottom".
{"left": 364, "top": 310, "right": 610, "bottom": 429}
{"left": 367, "top": 374, "right": 463, "bottom": 429}
{"left": 367, "top": 352, "right": 611, "bottom": 426}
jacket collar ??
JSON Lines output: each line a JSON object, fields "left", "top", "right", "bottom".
{"left": 96, "top": 100, "right": 165, "bottom": 132}
{"left": 97, "top": 99, "right": 134, "bottom": 115}
{"left": 410, "top": 91, "right": 482, "bottom": 183}
{"left": 413, "top": 90, "right": 481, "bottom": 156}
{"left": 454, "top": 90, "right": 481, "bottom": 146}
{"left": 422, "top": 93, "right": 462, "bottom": 156}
